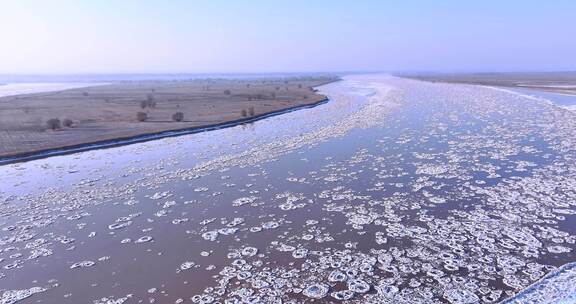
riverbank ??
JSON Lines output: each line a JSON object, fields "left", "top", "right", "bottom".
{"left": 399, "top": 72, "right": 576, "bottom": 96}
{"left": 0, "top": 76, "right": 338, "bottom": 162}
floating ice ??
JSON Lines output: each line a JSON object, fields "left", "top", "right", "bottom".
{"left": 180, "top": 261, "right": 196, "bottom": 271}
{"left": 443, "top": 288, "right": 480, "bottom": 304}
{"left": 292, "top": 248, "right": 308, "bottom": 259}
{"left": 302, "top": 283, "right": 329, "bottom": 299}
{"left": 135, "top": 236, "right": 153, "bottom": 243}
{"left": 70, "top": 260, "right": 95, "bottom": 269}
{"left": 232, "top": 196, "right": 258, "bottom": 207}
{"left": 261, "top": 221, "right": 279, "bottom": 229}
{"left": 202, "top": 231, "right": 218, "bottom": 241}
{"left": 108, "top": 221, "right": 132, "bottom": 230}
{"left": 241, "top": 247, "right": 258, "bottom": 257}
{"left": 331, "top": 290, "right": 355, "bottom": 301}
{"left": 93, "top": 295, "right": 130, "bottom": 304}
{"left": 328, "top": 270, "right": 347, "bottom": 282}
{"left": 0, "top": 287, "right": 46, "bottom": 304}
{"left": 347, "top": 279, "right": 370, "bottom": 293}
{"left": 149, "top": 191, "right": 171, "bottom": 200}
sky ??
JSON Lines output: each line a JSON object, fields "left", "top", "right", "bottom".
{"left": 0, "top": 0, "right": 575, "bottom": 74}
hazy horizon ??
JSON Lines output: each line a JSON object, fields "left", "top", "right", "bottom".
{"left": 1, "top": 0, "right": 575, "bottom": 74}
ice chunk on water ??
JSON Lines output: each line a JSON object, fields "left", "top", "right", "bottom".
{"left": 0, "top": 287, "right": 46, "bottom": 304}
{"left": 443, "top": 288, "right": 479, "bottom": 304}
{"left": 303, "top": 283, "right": 329, "bottom": 299}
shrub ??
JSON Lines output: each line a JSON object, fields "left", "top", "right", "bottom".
{"left": 63, "top": 119, "right": 74, "bottom": 127}
{"left": 140, "top": 99, "right": 157, "bottom": 109}
{"left": 142, "top": 94, "right": 157, "bottom": 108}
{"left": 248, "top": 106, "right": 255, "bottom": 117}
{"left": 136, "top": 112, "right": 148, "bottom": 122}
{"left": 172, "top": 112, "right": 184, "bottom": 122}
{"left": 46, "top": 118, "right": 61, "bottom": 130}
{"left": 223, "top": 89, "right": 231, "bottom": 95}
{"left": 241, "top": 109, "right": 248, "bottom": 117}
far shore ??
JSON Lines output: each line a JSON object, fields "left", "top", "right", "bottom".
{"left": 0, "top": 76, "right": 338, "bottom": 162}
{"left": 398, "top": 72, "right": 576, "bottom": 96}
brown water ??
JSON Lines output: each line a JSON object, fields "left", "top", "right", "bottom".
{"left": 1, "top": 75, "right": 576, "bottom": 303}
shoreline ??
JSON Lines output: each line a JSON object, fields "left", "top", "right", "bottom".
{"left": 398, "top": 74, "right": 576, "bottom": 113}
{"left": 398, "top": 72, "right": 576, "bottom": 96}
{"left": 0, "top": 94, "right": 331, "bottom": 166}
{"left": 0, "top": 77, "right": 339, "bottom": 164}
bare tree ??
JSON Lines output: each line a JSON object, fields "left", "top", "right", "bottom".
{"left": 146, "top": 94, "right": 157, "bottom": 108}
{"left": 248, "top": 106, "right": 255, "bottom": 117}
{"left": 136, "top": 112, "right": 148, "bottom": 122}
{"left": 46, "top": 118, "right": 61, "bottom": 130}
{"left": 172, "top": 112, "right": 184, "bottom": 122}
{"left": 63, "top": 119, "right": 74, "bottom": 127}
{"left": 140, "top": 95, "right": 157, "bottom": 109}
{"left": 241, "top": 109, "right": 248, "bottom": 117}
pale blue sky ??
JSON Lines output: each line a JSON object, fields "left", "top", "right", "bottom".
{"left": 1, "top": 0, "right": 574, "bottom": 74}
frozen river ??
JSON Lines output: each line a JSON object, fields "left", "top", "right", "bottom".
{"left": 1, "top": 75, "right": 576, "bottom": 303}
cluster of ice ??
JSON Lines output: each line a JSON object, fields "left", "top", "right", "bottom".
{"left": 0, "top": 287, "right": 46, "bottom": 304}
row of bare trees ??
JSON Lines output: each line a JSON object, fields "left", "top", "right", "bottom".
{"left": 241, "top": 107, "right": 255, "bottom": 118}
{"left": 136, "top": 93, "right": 183, "bottom": 122}
{"left": 136, "top": 112, "right": 184, "bottom": 122}
{"left": 46, "top": 118, "right": 74, "bottom": 130}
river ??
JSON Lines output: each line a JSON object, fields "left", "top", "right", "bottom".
{"left": 1, "top": 75, "right": 576, "bottom": 303}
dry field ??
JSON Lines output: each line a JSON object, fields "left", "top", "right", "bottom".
{"left": 0, "top": 76, "right": 337, "bottom": 157}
